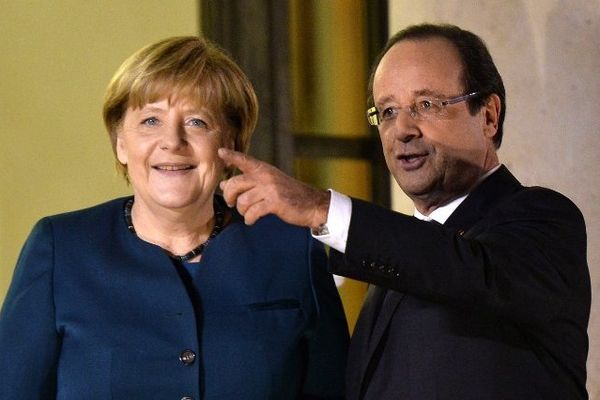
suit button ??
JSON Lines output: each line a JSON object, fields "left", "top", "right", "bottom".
{"left": 179, "top": 349, "right": 196, "bottom": 365}
{"left": 181, "top": 397, "right": 194, "bottom": 400}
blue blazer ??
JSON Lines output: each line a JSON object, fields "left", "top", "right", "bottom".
{"left": 0, "top": 197, "right": 348, "bottom": 399}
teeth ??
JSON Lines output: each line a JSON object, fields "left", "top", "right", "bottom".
{"left": 156, "top": 165, "right": 192, "bottom": 171}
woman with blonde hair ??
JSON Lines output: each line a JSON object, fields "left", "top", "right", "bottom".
{"left": 0, "top": 36, "right": 348, "bottom": 399}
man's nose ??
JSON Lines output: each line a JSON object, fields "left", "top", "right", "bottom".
{"left": 392, "top": 110, "right": 420, "bottom": 143}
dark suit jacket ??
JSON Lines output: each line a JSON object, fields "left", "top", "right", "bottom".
{"left": 0, "top": 196, "right": 348, "bottom": 399}
{"left": 330, "top": 166, "right": 590, "bottom": 399}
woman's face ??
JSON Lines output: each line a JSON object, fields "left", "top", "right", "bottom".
{"left": 117, "top": 97, "right": 233, "bottom": 211}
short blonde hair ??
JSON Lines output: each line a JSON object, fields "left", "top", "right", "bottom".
{"left": 102, "top": 36, "right": 258, "bottom": 178}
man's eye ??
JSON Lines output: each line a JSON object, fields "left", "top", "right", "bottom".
{"left": 417, "top": 99, "right": 441, "bottom": 113}
{"left": 381, "top": 107, "right": 398, "bottom": 120}
{"left": 142, "top": 117, "right": 159, "bottom": 126}
{"left": 417, "top": 99, "right": 434, "bottom": 110}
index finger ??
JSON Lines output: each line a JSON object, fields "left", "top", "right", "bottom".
{"left": 218, "top": 148, "right": 260, "bottom": 173}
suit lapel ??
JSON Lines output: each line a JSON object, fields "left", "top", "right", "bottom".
{"left": 368, "top": 289, "right": 403, "bottom": 351}
{"left": 444, "top": 165, "right": 522, "bottom": 231}
{"left": 353, "top": 166, "right": 523, "bottom": 398}
{"left": 351, "top": 285, "right": 404, "bottom": 400}
{"left": 348, "top": 285, "right": 387, "bottom": 366}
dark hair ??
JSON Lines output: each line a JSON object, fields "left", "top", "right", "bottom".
{"left": 368, "top": 23, "right": 506, "bottom": 148}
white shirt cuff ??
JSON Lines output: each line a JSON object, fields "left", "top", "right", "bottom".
{"left": 311, "top": 189, "right": 351, "bottom": 253}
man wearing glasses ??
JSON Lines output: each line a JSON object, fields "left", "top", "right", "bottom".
{"left": 219, "top": 23, "right": 590, "bottom": 399}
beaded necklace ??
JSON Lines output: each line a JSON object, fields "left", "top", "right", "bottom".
{"left": 124, "top": 197, "right": 225, "bottom": 262}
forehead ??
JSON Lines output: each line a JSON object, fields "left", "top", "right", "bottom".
{"left": 131, "top": 95, "right": 208, "bottom": 113}
{"left": 373, "top": 38, "right": 464, "bottom": 103}
{"left": 127, "top": 76, "right": 223, "bottom": 113}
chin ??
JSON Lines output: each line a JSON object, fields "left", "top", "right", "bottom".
{"left": 395, "top": 178, "right": 437, "bottom": 200}
{"left": 149, "top": 191, "right": 201, "bottom": 210}
{"left": 394, "top": 171, "right": 429, "bottom": 191}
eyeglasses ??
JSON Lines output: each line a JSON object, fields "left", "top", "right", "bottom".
{"left": 366, "top": 92, "right": 479, "bottom": 126}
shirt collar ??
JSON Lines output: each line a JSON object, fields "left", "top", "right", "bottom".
{"left": 413, "top": 165, "right": 501, "bottom": 224}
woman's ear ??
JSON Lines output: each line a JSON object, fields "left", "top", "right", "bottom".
{"left": 115, "top": 130, "right": 128, "bottom": 165}
{"left": 219, "top": 131, "right": 236, "bottom": 179}
{"left": 223, "top": 131, "right": 235, "bottom": 151}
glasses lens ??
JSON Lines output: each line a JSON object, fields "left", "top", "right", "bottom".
{"left": 415, "top": 99, "right": 443, "bottom": 119}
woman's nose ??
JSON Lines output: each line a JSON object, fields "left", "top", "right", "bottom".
{"left": 159, "top": 124, "right": 187, "bottom": 150}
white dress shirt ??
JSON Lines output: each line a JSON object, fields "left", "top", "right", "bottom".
{"left": 313, "top": 165, "right": 501, "bottom": 253}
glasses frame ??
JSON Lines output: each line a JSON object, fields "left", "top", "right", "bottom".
{"left": 367, "top": 91, "right": 480, "bottom": 126}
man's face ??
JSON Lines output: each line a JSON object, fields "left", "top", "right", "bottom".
{"left": 372, "top": 37, "right": 499, "bottom": 213}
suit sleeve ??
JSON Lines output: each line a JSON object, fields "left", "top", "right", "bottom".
{"left": 301, "top": 237, "right": 349, "bottom": 399}
{"left": 329, "top": 189, "right": 589, "bottom": 327}
{"left": 0, "top": 219, "right": 61, "bottom": 400}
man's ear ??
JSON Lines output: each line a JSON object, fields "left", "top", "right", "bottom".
{"left": 483, "top": 94, "right": 501, "bottom": 139}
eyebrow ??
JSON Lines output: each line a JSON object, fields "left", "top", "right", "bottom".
{"left": 413, "top": 88, "right": 443, "bottom": 97}
{"left": 137, "top": 104, "right": 209, "bottom": 116}
{"left": 138, "top": 105, "right": 168, "bottom": 113}
{"left": 375, "top": 88, "right": 448, "bottom": 107}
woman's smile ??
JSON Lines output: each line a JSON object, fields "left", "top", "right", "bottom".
{"left": 152, "top": 163, "right": 196, "bottom": 172}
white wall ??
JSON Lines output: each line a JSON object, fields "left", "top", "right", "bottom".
{"left": 388, "top": 0, "right": 600, "bottom": 395}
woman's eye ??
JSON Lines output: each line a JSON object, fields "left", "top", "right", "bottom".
{"left": 186, "top": 118, "right": 208, "bottom": 128}
{"left": 142, "top": 117, "right": 159, "bottom": 126}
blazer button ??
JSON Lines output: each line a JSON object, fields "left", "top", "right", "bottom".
{"left": 179, "top": 349, "right": 196, "bottom": 366}
{"left": 181, "top": 397, "right": 194, "bottom": 400}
